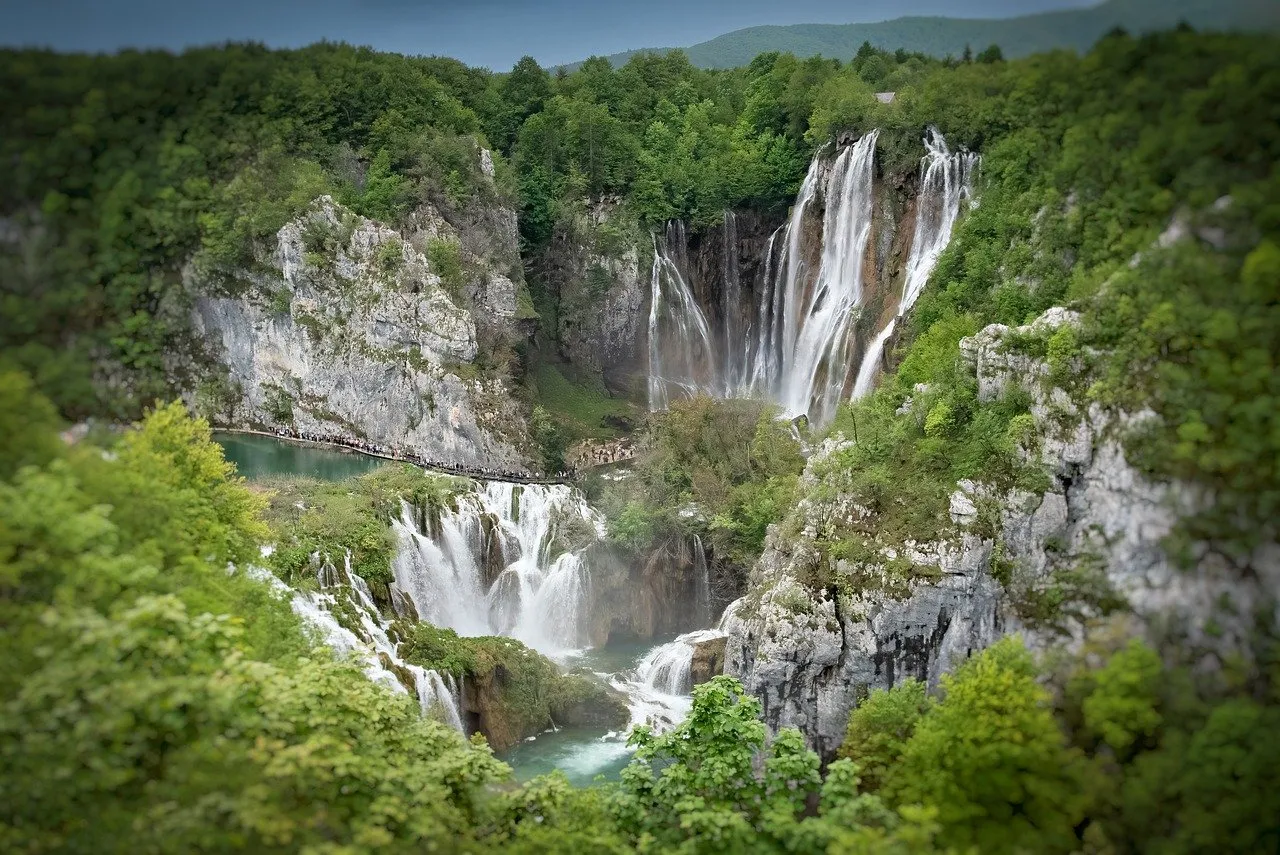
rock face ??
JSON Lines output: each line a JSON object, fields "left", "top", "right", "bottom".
{"left": 689, "top": 635, "right": 727, "bottom": 686}
{"left": 461, "top": 664, "right": 629, "bottom": 752}
{"left": 191, "top": 194, "right": 535, "bottom": 472}
{"left": 582, "top": 539, "right": 718, "bottom": 646}
{"left": 724, "top": 307, "right": 1280, "bottom": 759}
{"left": 540, "top": 200, "right": 648, "bottom": 397}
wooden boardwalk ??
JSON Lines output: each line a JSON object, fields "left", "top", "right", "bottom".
{"left": 215, "top": 428, "right": 576, "bottom": 485}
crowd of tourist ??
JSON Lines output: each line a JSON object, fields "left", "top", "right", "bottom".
{"left": 266, "top": 427, "right": 576, "bottom": 483}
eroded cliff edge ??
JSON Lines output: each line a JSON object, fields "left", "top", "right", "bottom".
{"left": 723, "top": 307, "right": 1280, "bottom": 759}
{"left": 190, "top": 187, "right": 536, "bottom": 472}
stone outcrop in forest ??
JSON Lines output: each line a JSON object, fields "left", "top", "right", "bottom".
{"left": 722, "top": 307, "right": 1279, "bottom": 758}
{"left": 191, "top": 191, "right": 536, "bottom": 472}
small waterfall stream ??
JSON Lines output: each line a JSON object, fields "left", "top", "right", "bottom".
{"left": 855, "top": 127, "right": 979, "bottom": 399}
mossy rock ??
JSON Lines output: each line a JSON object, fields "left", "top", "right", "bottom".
{"left": 549, "top": 672, "right": 630, "bottom": 728}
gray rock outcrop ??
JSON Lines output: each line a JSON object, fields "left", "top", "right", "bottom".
{"left": 724, "top": 307, "right": 1279, "bottom": 759}
{"left": 191, "top": 195, "right": 534, "bottom": 472}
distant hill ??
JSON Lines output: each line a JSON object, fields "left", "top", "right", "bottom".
{"left": 590, "top": 0, "right": 1280, "bottom": 69}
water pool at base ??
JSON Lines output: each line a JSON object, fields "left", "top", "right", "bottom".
{"left": 214, "top": 432, "right": 389, "bottom": 481}
{"left": 499, "top": 636, "right": 702, "bottom": 786}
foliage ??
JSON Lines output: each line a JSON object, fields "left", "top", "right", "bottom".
{"left": 0, "top": 369, "right": 63, "bottom": 480}
{"left": 1, "top": 381, "right": 1276, "bottom": 852}
{"left": 528, "top": 360, "right": 638, "bottom": 443}
{"left": 530, "top": 404, "right": 567, "bottom": 472}
{"left": 261, "top": 464, "right": 458, "bottom": 592}
{"left": 1080, "top": 639, "right": 1164, "bottom": 757}
{"left": 836, "top": 679, "right": 932, "bottom": 792}
{"left": 399, "top": 622, "right": 627, "bottom": 746}
{"left": 612, "top": 676, "right": 822, "bottom": 852}
{"left": 426, "top": 235, "right": 465, "bottom": 296}
{"left": 600, "top": 396, "right": 803, "bottom": 566}
{"left": 886, "top": 638, "right": 1091, "bottom": 854}
{"left": 0, "top": 393, "right": 517, "bottom": 852}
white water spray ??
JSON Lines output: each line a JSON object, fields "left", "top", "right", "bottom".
{"left": 391, "top": 481, "right": 604, "bottom": 657}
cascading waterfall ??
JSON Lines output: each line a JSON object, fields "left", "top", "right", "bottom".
{"left": 391, "top": 481, "right": 604, "bottom": 657}
{"left": 647, "top": 222, "right": 719, "bottom": 411}
{"left": 853, "top": 127, "right": 979, "bottom": 400}
{"left": 253, "top": 561, "right": 466, "bottom": 731}
{"left": 633, "top": 629, "right": 726, "bottom": 696}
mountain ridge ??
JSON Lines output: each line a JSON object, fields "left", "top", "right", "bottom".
{"left": 580, "top": 0, "right": 1280, "bottom": 69}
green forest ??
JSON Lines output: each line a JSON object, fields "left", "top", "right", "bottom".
{"left": 2, "top": 18, "right": 1279, "bottom": 855}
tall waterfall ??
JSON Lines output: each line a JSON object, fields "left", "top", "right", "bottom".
{"left": 647, "top": 222, "right": 718, "bottom": 411}
{"left": 644, "top": 128, "right": 981, "bottom": 419}
{"left": 853, "top": 127, "right": 978, "bottom": 400}
{"left": 391, "top": 481, "right": 604, "bottom": 657}
{"left": 741, "top": 131, "right": 882, "bottom": 423}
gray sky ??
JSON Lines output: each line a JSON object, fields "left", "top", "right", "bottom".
{"left": 1, "top": 1, "right": 1099, "bottom": 69}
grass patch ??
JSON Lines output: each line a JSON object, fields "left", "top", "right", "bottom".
{"left": 530, "top": 360, "right": 637, "bottom": 442}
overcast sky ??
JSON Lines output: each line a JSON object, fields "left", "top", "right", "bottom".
{"left": 2, "top": 0, "right": 1098, "bottom": 69}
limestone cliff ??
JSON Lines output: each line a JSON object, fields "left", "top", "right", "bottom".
{"left": 191, "top": 193, "right": 535, "bottom": 472}
{"left": 539, "top": 200, "right": 649, "bottom": 397}
{"left": 723, "top": 307, "right": 1280, "bottom": 759}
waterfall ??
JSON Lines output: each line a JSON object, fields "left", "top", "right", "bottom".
{"left": 730, "top": 132, "right": 882, "bottom": 424}
{"left": 253, "top": 561, "right": 466, "bottom": 731}
{"left": 721, "top": 211, "right": 750, "bottom": 394}
{"left": 747, "top": 227, "right": 785, "bottom": 395}
{"left": 778, "top": 130, "right": 880, "bottom": 424}
{"left": 632, "top": 628, "right": 726, "bottom": 696}
{"left": 392, "top": 481, "right": 603, "bottom": 657}
{"left": 647, "top": 223, "right": 719, "bottom": 411}
{"left": 853, "top": 128, "right": 978, "bottom": 400}
{"left": 851, "top": 318, "right": 897, "bottom": 400}
{"left": 691, "top": 537, "right": 711, "bottom": 624}
{"left": 900, "top": 127, "right": 979, "bottom": 315}
{"left": 642, "top": 128, "right": 979, "bottom": 420}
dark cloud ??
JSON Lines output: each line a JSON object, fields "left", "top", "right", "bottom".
{"left": 0, "top": 0, "right": 1097, "bottom": 69}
